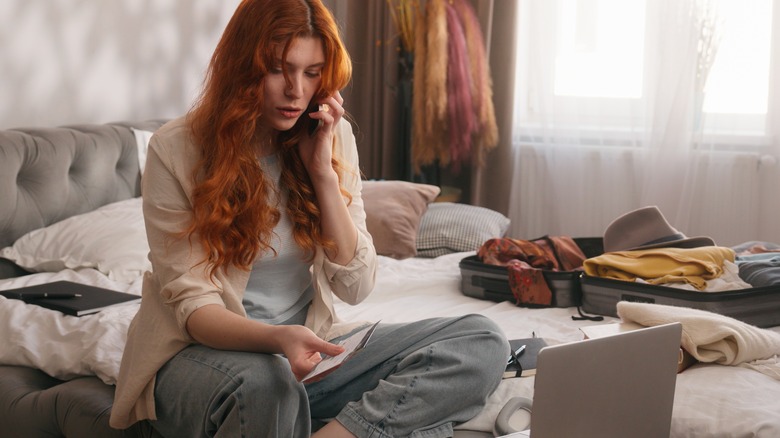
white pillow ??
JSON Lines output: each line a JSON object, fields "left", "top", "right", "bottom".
{"left": 0, "top": 197, "right": 150, "bottom": 283}
{"left": 132, "top": 128, "right": 154, "bottom": 175}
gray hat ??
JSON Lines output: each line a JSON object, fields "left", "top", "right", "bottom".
{"left": 603, "top": 206, "right": 715, "bottom": 252}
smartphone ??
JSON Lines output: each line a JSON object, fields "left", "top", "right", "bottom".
{"left": 307, "top": 101, "right": 322, "bottom": 135}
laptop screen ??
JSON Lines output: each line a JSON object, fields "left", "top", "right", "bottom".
{"left": 529, "top": 323, "right": 682, "bottom": 438}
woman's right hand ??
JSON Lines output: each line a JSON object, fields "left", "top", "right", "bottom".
{"left": 277, "top": 325, "right": 345, "bottom": 381}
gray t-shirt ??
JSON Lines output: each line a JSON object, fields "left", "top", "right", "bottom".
{"left": 243, "top": 154, "right": 313, "bottom": 325}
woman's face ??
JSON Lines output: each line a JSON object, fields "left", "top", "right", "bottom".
{"left": 261, "top": 36, "right": 325, "bottom": 132}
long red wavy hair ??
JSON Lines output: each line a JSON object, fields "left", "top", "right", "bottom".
{"left": 184, "top": 0, "right": 353, "bottom": 278}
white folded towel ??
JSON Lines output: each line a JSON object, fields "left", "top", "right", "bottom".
{"left": 617, "top": 302, "right": 780, "bottom": 380}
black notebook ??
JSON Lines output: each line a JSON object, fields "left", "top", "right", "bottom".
{"left": 504, "top": 337, "right": 549, "bottom": 378}
{"left": 0, "top": 280, "right": 141, "bottom": 317}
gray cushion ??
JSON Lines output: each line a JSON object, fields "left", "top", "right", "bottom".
{"left": 0, "top": 120, "right": 166, "bottom": 248}
{"left": 0, "top": 366, "right": 161, "bottom": 438}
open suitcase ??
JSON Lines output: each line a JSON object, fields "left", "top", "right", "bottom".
{"left": 580, "top": 275, "right": 780, "bottom": 328}
{"left": 459, "top": 237, "right": 603, "bottom": 308}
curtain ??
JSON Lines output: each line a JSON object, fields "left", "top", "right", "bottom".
{"left": 507, "top": 0, "right": 780, "bottom": 246}
{"left": 324, "top": 0, "right": 404, "bottom": 180}
{"left": 470, "top": 0, "right": 518, "bottom": 208}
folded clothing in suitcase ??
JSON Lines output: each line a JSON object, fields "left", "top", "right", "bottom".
{"left": 577, "top": 205, "right": 780, "bottom": 327}
{"left": 580, "top": 275, "right": 780, "bottom": 328}
{"left": 459, "top": 237, "right": 603, "bottom": 308}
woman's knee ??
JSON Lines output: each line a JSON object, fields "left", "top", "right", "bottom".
{"left": 457, "top": 314, "right": 509, "bottom": 353}
{"left": 223, "top": 354, "right": 307, "bottom": 408}
{"left": 215, "top": 355, "right": 310, "bottom": 436}
{"left": 450, "top": 314, "right": 509, "bottom": 381}
{"left": 164, "top": 347, "right": 304, "bottom": 400}
{"left": 239, "top": 353, "right": 295, "bottom": 384}
{"left": 155, "top": 349, "right": 309, "bottom": 437}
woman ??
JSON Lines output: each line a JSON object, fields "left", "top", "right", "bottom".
{"left": 110, "top": 0, "right": 508, "bottom": 437}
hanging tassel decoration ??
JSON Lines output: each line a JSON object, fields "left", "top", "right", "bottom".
{"left": 453, "top": 0, "right": 499, "bottom": 168}
{"left": 412, "top": 0, "right": 448, "bottom": 172}
{"left": 410, "top": 0, "right": 498, "bottom": 174}
{"left": 445, "top": 1, "right": 475, "bottom": 173}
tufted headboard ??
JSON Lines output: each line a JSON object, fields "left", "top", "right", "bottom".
{"left": 0, "top": 120, "right": 167, "bottom": 275}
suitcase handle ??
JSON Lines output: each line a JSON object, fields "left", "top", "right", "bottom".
{"left": 484, "top": 290, "right": 514, "bottom": 303}
{"left": 472, "top": 276, "right": 512, "bottom": 294}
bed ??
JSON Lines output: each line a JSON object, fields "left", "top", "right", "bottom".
{"left": 2, "top": 121, "right": 780, "bottom": 438}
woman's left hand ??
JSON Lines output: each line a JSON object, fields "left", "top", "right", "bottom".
{"left": 298, "top": 91, "right": 345, "bottom": 183}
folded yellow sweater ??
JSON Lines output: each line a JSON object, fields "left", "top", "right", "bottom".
{"left": 583, "top": 246, "right": 735, "bottom": 290}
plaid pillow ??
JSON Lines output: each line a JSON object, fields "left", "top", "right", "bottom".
{"left": 416, "top": 202, "right": 510, "bottom": 258}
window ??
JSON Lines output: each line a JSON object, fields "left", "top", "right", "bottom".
{"left": 702, "top": 0, "right": 772, "bottom": 134}
{"left": 554, "top": 0, "right": 645, "bottom": 99}
{"left": 515, "top": 0, "right": 776, "bottom": 144}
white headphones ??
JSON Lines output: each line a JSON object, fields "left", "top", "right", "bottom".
{"left": 493, "top": 396, "right": 533, "bottom": 436}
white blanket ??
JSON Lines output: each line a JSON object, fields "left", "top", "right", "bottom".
{"left": 0, "top": 269, "right": 142, "bottom": 384}
{"left": 3, "top": 254, "right": 780, "bottom": 436}
{"left": 617, "top": 301, "right": 780, "bottom": 380}
{"left": 0, "top": 253, "right": 602, "bottom": 384}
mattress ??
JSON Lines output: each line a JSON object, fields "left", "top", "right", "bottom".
{"left": 2, "top": 251, "right": 780, "bottom": 437}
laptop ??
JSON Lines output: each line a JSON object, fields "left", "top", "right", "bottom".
{"left": 499, "top": 322, "right": 682, "bottom": 438}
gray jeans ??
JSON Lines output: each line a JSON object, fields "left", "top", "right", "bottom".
{"left": 151, "top": 314, "right": 509, "bottom": 438}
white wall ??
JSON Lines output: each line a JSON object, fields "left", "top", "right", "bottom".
{"left": 0, "top": 0, "right": 241, "bottom": 129}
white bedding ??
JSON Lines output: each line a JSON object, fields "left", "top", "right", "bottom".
{"left": 0, "top": 268, "right": 143, "bottom": 384}
{"left": 2, "top": 252, "right": 780, "bottom": 437}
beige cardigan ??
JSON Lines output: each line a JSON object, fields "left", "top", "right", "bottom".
{"left": 110, "top": 117, "right": 377, "bottom": 429}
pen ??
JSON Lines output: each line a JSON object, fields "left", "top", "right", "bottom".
{"left": 507, "top": 344, "right": 526, "bottom": 365}
{"left": 15, "top": 293, "right": 82, "bottom": 299}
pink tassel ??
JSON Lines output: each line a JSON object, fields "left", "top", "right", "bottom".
{"left": 453, "top": 0, "right": 482, "bottom": 124}
{"left": 453, "top": 0, "right": 499, "bottom": 167}
{"left": 445, "top": 2, "right": 475, "bottom": 173}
